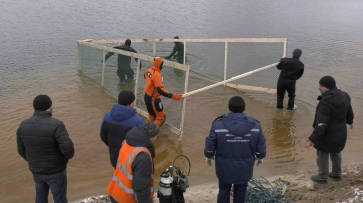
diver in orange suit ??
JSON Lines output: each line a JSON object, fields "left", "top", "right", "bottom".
{"left": 144, "top": 57, "right": 183, "bottom": 127}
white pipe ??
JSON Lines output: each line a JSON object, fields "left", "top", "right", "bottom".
{"left": 223, "top": 40, "right": 228, "bottom": 84}
{"left": 101, "top": 50, "right": 106, "bottom": 87}
{"left": 183, "top": 39, "right": 186, "bottom": 65}
{"left": 77, "top": 42, "right": 81, "bottom": 71}
{"left": 283, "top": 38, "right": 287, "bottom": 57}
{"left": 153, "top": 40, "right": 156, "bottom": 57}
{"left": 134, "top": 57, "right": 141, "bottom": 105}
{"left": 179, "top": 65, "right": 190, "bottom": 140}
{"left": 182, "top": 62, "right": 278, "bottom": 97}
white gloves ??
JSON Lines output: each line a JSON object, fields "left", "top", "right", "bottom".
{"left": 206, "top": 157, "right": 214, "bottom": 166}
{"left": 256, "top": 159, "right": 264, "bottom": 166}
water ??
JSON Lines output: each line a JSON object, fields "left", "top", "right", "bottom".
{"left": 1, "top": 0, "right": 363, "bottom": 202}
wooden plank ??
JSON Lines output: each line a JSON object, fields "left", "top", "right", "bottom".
{"left": 89, "top": 38, "right": 286, "bottom": 44}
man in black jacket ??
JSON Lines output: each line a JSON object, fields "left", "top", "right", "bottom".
{"left": 105, "top": 39, "right": 141, "bottom": 84}
{"left": 17, "top": 95, "right": 74, "bottom": 203}
{"left": 305, "top": 76, "right": 354, "bottom": 184}
{"left": 276, "top": 49, "right": 304, "bottom": 110}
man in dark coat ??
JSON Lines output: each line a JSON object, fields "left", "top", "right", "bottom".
{"left": 105, "top": 39, "right": 140, "bottom": 84}
{"left": 306, "top": 76, "right": 354, "bottom": 184}
{"left": 165, "top": 36, "right": 185, "bottom": 64}
{"left": 17, "top": 95, "right": 74, "bottom": 203}
{"left": 276, "top": 49, "right": 304, "bottom": 110}
{"left": 100, "top": 90, "right": 144, "bottom": 168}
{"left": 204, "top": 96, "right": 267, "bottom": 203}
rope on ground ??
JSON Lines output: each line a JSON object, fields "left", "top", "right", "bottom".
{"left": 232, "top": 176, "right": 293, "bottom": 203}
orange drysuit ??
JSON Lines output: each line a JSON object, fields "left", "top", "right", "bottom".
{"left": 144, "top": 57, "right": 183, "bottom": 127}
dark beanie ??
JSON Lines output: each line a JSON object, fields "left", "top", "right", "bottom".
{"left": 33, "top": 95, "right": 52, "bottom": 111}
{"left": 228, "top": 96, "right": 246, "bottom": 113}
{"left": 125, "top": 39, "right": 131, "bottom": 46}
{"left": 118, "top": 90, "right": 135, "bottom": 106}
{"left": 143, "top": 121, "right": 160, "bottom": 138}
{"left": 319, "top": 76, "right": 336, "bottom": 89}
{"left": 293, "top": 49, "right": 302, "bottom": 57}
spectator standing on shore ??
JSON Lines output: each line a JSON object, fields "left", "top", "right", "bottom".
{"left": 204, "top": 96, "right": 267, "bottom": 203}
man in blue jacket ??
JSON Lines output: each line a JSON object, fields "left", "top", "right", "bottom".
{"left": 204, "top": 96, "right": 267, "bottom": 203}
{"left": 100, "top": 90, "right": 144, "bottom": 169}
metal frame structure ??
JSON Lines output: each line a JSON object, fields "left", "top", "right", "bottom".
{"left": 77, "top": 38, "right": 287, "bottom": 138}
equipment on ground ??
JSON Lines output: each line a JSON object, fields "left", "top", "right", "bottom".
{"left": 157, "top": 155, "right": 191, "bottom": 203}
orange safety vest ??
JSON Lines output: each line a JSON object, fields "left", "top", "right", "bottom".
{"left": 107, "top": 142, "right": 154, "bottom": 203}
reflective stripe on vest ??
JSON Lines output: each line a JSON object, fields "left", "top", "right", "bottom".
{"left": 107, "top": 142, "right": 154, "bottom": 203}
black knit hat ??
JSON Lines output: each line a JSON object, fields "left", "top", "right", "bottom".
{"left": 125, "top": 39, "right": 131, "bottom": 46}
{"left": 33, "top": 95, "right": 52, "bottom": 111}
{"left": 319, "top": 76, "right": 336, "bottom": 89}
{"left": 228, "top": 96, "right": 246, "bottom": 113}
{"left": 143, "top": 121, "right": 160, "bottom": 138}
{"left": 293, "top": 49, "right": 302, "bottom": 57}
{"left": 118, "top": 90, "right": 135, "bottom": 106}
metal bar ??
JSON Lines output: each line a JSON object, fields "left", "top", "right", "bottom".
{"left": 90, "top": 38, "right": 286, "bottom": 44}
{"left": 183, "top": 39, "right": 186, "bottom": 65}
{"left": 153, "top": 40, "right": 156, "bottom": 57}
{"left": 77, "top": 41, "right": 81, "bottom": 71}
{"left": 179, "top": 65, "right": 190, "bottom": 140}
{"left": 79, "top": 41, "right": 188, "bottom": 71}
{"left": 101, "top": 50, "right": 106, "bottom": 87}
{"left": 134, "top": 57, "right": 141, "bottom": 104}
{"left": 182, "top": 62, "right": 278, "bottom": 97}
{"left": 224, "top": 83, "right": 277, "bottom": 94}
{"left": 283, "top": 38, "right": 287, "bottom": 57}
{"left": 223, "top": 40, "right": 228, "bottom": 84}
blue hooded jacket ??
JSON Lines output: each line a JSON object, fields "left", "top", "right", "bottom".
{"left": 204, "top": 113, "right": 266, "bottom": 184}
{"left": 100, "top": 104, "right": 144, "bottom": 168}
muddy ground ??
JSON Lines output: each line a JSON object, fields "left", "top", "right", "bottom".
{"left": 78, "top": 164, "right": 363, "bottom": 203}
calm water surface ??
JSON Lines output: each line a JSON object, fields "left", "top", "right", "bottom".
{"left": 1, "top": 0, "right": 363, "bottom": 202}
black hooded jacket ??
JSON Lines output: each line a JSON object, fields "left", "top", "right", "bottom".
{"left": 17, "top": 111, "right": 74, "bottom": 174}
{"left": 309, "top": 88, "right": 354, "bottom": 153}
{"left": 276, "top": 56, "right": 304, "bottom": 80}
{"left": 125, "top": 126, "right": 155, "bottom": 203}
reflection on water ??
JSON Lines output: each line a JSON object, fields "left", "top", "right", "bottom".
{"left": 267, "top": 110, "right": 297, "bottom": 165}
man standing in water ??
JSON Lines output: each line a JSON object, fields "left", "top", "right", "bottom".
{"left": 165, "top": 36, "right": 185, "bottom": 64}
{"left": 305, "top": 76, "right": 354, "bottom": 184}
{"left": 17, "top": 95, "right": 74, "bottom": 203}
{"left": 144, "top": 57, "right": 183, "bottom": 127}
{"left": 105, "top": 39, "right": 141, "bottom": 84}
{"left": 204, "top": 96, "right": 267, "bottom": 203}
{"left": 276, "top": 49, "right": 304, "bottom": 110}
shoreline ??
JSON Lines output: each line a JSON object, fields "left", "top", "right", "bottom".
{"left": 75, "top": 163, "right": 363, "bottom": 203}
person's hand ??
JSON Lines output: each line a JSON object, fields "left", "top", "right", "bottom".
{"left": 172, "top": 94, "right": 183, "bottom": 101}
{"left": 350, "top": 124, "right": 353, "bottom": 129}
{"left": 206, "top": 157, "right": 214, "bottom": 166}
{"left": 304, "top": 139, "right": 313, "bottom": 149}
{"left": 256, "top": 159, "right": 264, "bottom": 166}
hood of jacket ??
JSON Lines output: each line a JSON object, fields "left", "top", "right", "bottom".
{"left": 126, "top": 126, "right": 153, "bottom": 148}
{"left": 319, "top": 88, "right": 345, "bottom": 108}
{"left": 110, "top": 103, "right": 137, "bottom": 122}
{"left": 152, "top": 57, "right": 163, "bottom": 71}
{"left": 222, "top": 113, "right": 256, "bottom": 136}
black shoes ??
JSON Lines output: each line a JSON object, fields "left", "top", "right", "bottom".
{"left": 328, "top": 173, "right": 342, "bottom": 181}
{"left": 311, "top": 175, "right": 328, "bottom": 184}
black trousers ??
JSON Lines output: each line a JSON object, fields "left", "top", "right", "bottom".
{"left": 277, "top": 78, "right": 296, "bottom": 109}
{"left": 117, "top": 64, "right": 134, "bottom": 81}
